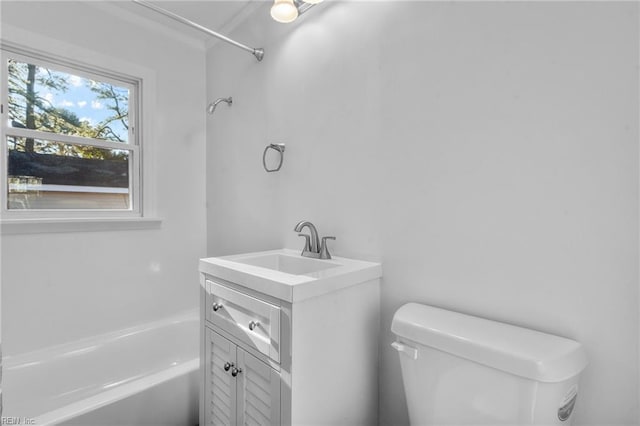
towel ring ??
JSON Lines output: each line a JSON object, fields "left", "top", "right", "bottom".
{"left": 263, "top": 143, "right": 285, "bottom": 172}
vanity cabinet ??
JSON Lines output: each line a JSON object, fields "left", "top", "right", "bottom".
{"left": 199, "top": 249, "right": 382, "bottom": 426}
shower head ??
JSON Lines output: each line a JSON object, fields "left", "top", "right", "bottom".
{"left": 207, "top": 97, "right": 233, "bottom": 114}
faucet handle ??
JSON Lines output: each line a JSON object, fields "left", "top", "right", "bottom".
{"left": 297, "top": 233, "right": 312, "bottom": 253}
{"left": 319, "top": 236, "right": 336, "bottom": 259}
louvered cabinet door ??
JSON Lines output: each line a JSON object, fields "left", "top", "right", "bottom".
{"left": 205, "top": 329, "right": 238, "bottom": 426}
{"left": 236, "top": 348, "right": 281, "bottom": 426}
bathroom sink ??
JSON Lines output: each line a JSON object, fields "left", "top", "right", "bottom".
{"left": 232, "top": 252, "right": 341, "bottom": 275}
{"left": 199, "top": 249, "right": 382, "bottom": 302}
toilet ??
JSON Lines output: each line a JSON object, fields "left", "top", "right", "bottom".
{"left": 391, "top": 303, "right": 588, "bottom": 425}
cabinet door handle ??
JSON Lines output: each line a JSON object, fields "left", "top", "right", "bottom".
{"left": 212, "top": 303, "right": 223, "bottom": 312}
{"left": 223, "top": 362, "right": 233, "bottom": 371}
{"left": 249, "top": 321, "right": 260, "bottom": 331}
{"left": 231, "top": 367, "right": 243, "bottom": 377}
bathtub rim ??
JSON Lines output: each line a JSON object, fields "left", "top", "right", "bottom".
{"left": 35, "top": 357, "right": 199, "bottom": 426}
{"left": 4, "top": 308, "right": 198, "bottom": 369}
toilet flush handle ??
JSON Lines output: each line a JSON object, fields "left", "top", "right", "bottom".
{"left": 391, "top": 341, "right": 418, "bottom": 360}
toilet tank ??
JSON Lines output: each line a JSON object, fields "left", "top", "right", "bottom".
{"left": 391, "top": 303, "right": 588, "bottom": 425}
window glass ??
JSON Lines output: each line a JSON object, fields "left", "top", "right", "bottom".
{"left": 8, "top": 59, "right": 130, "bottom": 142}
{"left": 7, "top": 137, "right": 130, "bottom": 210}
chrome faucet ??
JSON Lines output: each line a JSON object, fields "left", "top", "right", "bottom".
{"left": 294, "top": 220, "right": 336, "bottom": 259}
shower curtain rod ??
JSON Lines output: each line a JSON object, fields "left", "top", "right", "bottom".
{"left": 132, "top": 0, "right": 264, "bottom": 62}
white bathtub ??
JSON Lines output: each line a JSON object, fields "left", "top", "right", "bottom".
{"left": 3, "top": 309, "right": 199, "bottom": 425}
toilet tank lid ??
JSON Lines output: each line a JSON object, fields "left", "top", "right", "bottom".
{"left": 391, "top": 303, "right": 588, "bottom": 383}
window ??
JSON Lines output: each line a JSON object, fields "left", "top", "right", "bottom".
{"left": 1, "top": 46, "right": 141, "bottom": 218}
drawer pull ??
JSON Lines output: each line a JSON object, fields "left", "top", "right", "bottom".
{"left": 231, "top": 367, "right": 243, "bottom": 377}
{"left": 212, "top": 303, "right": 223, "bottom": 312}
{"left": 249, "top": 321, "right": 260, "bottom": 331}
{"left": 223, "top": 362, "right": 233, "bottom": 372}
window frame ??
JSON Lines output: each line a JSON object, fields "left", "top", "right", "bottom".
{"left": 0, "top": 44, "right": 143, "bottom": 220}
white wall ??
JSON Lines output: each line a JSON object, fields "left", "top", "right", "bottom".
{"left": 1, "top": 1, "right": 206, "bottom": 355}
{"left": 207, "top": 2, "right": 639, "bottom": 425}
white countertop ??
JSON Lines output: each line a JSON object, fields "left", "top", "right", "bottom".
{"left": 199, "top": 248, "right": 382, "bottom": 303}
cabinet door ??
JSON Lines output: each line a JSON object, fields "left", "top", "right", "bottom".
{"left": 205, "top": 329, "right": 238, "bottom": 426}
{"left": 236, "top": 348, "right": 281, "bottom": 426}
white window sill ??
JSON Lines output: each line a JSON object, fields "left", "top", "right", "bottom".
{"left": 0, "top": 217, "right": 162, "bottom": 235}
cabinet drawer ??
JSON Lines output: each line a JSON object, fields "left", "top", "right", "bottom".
{"left": 206, "top": 279, "right": 281, "bottom": 363}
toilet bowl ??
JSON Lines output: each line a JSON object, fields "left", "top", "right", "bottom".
{"left": 391, "top": 303, "right": 588, "bottom": 425}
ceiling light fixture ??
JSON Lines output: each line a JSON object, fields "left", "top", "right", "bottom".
{"left": 270, "top": 0, "right": 298, "bottom": 23}
{"left": 271, "top": 0, "right": 324, "bottom": 24}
